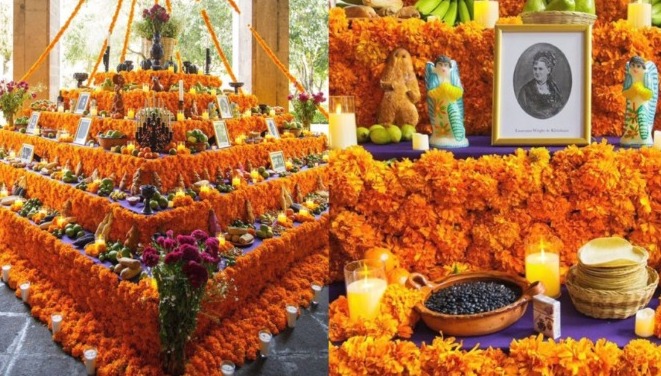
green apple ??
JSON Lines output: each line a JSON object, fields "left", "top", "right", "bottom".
{"left": 356, "top": 127, "right": 370, "bottom": 143}
{"left": 574, "top": 0, "right": 595, "bottom": 14}
{"left": 387, "top": 126, "right": 402, "bottom": 143}
{"left": 370, "top": 128, "right": 391, "bottom": 145}
{"left": 523, "top": 0, "right": 547, "bottom": 12}
{"left": 401, "top": 124, "right": 416, "bottom": 141}
{"left": 546, "top": 0, "right": 575, "bottom": 11}
{"left": 369, "top": 124, "right": 385, "bottom": 133}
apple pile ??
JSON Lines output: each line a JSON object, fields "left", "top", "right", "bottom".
{"left": 523, "top": 0, "right": 595, "bottom": 14}
{"left": 356, "top": 124, "right": 416, "bottom": 145}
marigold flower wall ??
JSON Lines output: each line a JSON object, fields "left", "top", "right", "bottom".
{"left": 329, "top": 1, "right": 661, "bottom": 136}
{"left": 329, "top": 145, "right": 661, "bottom": 281}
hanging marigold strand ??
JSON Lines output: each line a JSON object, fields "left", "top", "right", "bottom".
{"left": 120, "top": 0, "right": 138, "bottom": 63}
{"left": 87, "top": 0, "right": 125, "bottom": 86}
{"left": 20, "top": 0, "right": 86, "bottom": 82}
{"left": 249, "top": 25, "right": 329, "bottom": 120}
{"left": 165, "top": 0, "right": 172, "bottom": 13}
{"left": 176, "top": 50, "right": 183, "bottom": 74}
{"left": 200, "top": 10, "right": 240, "bottom": 88}
{"left": 225, "top": 0, "right": 241, "bottom": 14}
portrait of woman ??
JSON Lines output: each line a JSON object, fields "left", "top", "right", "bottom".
{"left": 514, "top": 44, "right": 571, "bottom": 120}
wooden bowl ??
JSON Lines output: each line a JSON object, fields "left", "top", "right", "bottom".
{"left": 97, "top": 136, "right": 128, "bottom": 150}
{"left": 409, "top": 271, "right": 543, "bottom": 336}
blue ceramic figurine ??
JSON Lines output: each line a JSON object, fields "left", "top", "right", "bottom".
{"left": 621, "top": 56, "right": 658, "bottom": 147}
{"left": 425, "top": 55, "right": 468, "bottom": 148}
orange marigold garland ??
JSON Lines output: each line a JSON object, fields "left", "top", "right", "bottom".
{"left": 120, "top": 0, "right": 139, "bottom": 63}
{"left": 20, "top": 0, "right": 87, "bottom": 82}
{"left": 87, "top": 0, "right": 125, "bottom": 87}
{"left": 224, "top": 0, "right": 241, "bottom": 14}
{"left": 165, "top": 0, "right": 172, "bottom": 13}
{"left": 176, "top": 50, "right": 183, "bottom": 74}
{"left": 201, "top": 10, "right": 240, "bottom": 86}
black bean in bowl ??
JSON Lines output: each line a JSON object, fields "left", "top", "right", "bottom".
{"left": 424, "top": 281, "right": 521, "bottom": 315}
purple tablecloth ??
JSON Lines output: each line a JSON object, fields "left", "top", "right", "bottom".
{"left": 329, "top": 282, "right": 661, "bottom": 348}
{"left": 362, "top": 136, "right": 622, "bottom": 161}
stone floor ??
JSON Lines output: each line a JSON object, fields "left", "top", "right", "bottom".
{"left": 0, "top": 281, "right": 328, "bottom": 376}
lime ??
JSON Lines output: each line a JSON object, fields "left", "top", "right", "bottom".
{"left": 65, "top": 228, "right": 75, "bottom": 238}
{"left": 370, "top": 128, "right": 391, "bottom": 145}
{"left": 158, "top": 198, "right": 168, "bottom": 209}
{"left": 401, "top": 124, "right": 416, "bottom": 141}
{"left": 73, "top": 224, "right": 82, "bottom": 233}
{"left": 121, "top": 248, "right": 132, "bottom": 258}
{"left": 369, "top": 124, "right": 384, "bottom": 133}
{"left": 150, "top": 200, "right": 159, "bottom": 210}
{"left": 387, "top": 126, "right": 402, "bottom": 143}
{"left": 108, "top": 251, "right": 118, "bottom": 263}
{"left": 356, "top": 127, "right": 370, "bottom": 144}
{"left": 75, "top": 231, "right": 85, "bottom": 239}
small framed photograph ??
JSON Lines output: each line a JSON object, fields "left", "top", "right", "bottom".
{"left": 269, "top": 151, "right": 286, "bottom": 173}
{"left": 19, "top": 143, "right": 34, "bottom": 163}
{"left": 26, "top": 111, "right": 40, "bottom": 134}
{"left": 265, "top": 118, "right": 280, "bottom": 139}
{"left": 74, "top": 92, "right": 91, "bottom": 115}
{"left": 74, "top": 117, "right": 92, "bottom": 145}
{"left": 213, "top": 120, "right": 231, "bottom": 149}
{"left": 216, "top": 95, "right": 233, "bottom": 119}
{"left": 492, "top": 24, "right": 592, "bottom": 146}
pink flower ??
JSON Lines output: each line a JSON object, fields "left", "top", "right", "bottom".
{"left": 183, "top": 261, "right": 208, "bottom": 288}
{"left": 204, "top": 237, "right": 219, "bottom": 255}
{"left": 164, "top": 250, "right": 182, "bottom": 265}
{"left": 142, "top": 247, "right": 160, "bottom": 267}
{"left": 191, "top": 229, "right": 208, "bottom": 242}
{"left": 180, "top": 244, "right": 201, "bottom": 263}
{"left": 176, "top": 234, "right": 196, "bottom": 245}
{"left": 201, "top": 251, "right": 219, "bottom": 265}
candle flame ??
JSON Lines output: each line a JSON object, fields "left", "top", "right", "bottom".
{"left": 335, "top": 104, "right": 342, "bottom": 114}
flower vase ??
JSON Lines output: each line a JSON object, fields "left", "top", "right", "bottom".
{"left": 150, "top": 32, "right": 164, "bottom": 70}
{"left": 3, "top": 112, "right": 14, "bottom": 129}
{"left": 302, "top": 119, "right": 311, "bottom": 132}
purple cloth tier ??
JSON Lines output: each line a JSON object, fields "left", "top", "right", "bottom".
{"left": 329, "top": 282, "right": 661, "bottom": 348}
{"left": 362, "top": 136, "right": 624, "bottom": 161}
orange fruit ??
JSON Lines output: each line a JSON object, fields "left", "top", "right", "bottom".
{"left": 364, "top": 247, "right": 399, "bottom": 273}
{"left": 387, "top": 267, "right": 410, "bottom": 286}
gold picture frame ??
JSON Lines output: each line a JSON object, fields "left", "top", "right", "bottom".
{"left": 492, "top": 24, "right": 592, "bottom": 146}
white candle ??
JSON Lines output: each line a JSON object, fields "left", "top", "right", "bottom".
{"left": 20, "top": 282, "right": 30, "bottom": 303}
{"left": 220, "top": 360, "right": 235, "bottom": 376}
{"left": 635, "top": 308, "right": 655, "bottom": 337}
{"left": 142, "top": 83, "right": 149, "bottom": 93}
{"left": 311, "top": 284, "right": 322, "bottom": 305}
{"left": 84, "top": 348, "right": 97, "bottom": 375}
{"left": 57, "top": 105, "right": 64, "bottom": 113}
{"left": 2, "top": 265, "right": 10, "bottom": 283}
{"left": 90, "top": 107, "right": 98, "bottom": 116}
{"left": 628, "top": 0, "right": 652, "bottom": 29}
{"left": 329, "top": 108, "right": 358, "bottom": 150}
{"left": 52, "top": 314, "right": 63, "bottom": 334}
{"left": 258, "top": 330, "right": 272, "bottom": 357}
{"left": 346, "top": 278, "right": 387, "bottom": 320}
{"left": 525, "top": 251, "right": 560, "bottom": 298}
{"left": 474, "top": 0, "right": 499, "bottom": 29}
{"left": 412, "top": 133, "right": 430, "bottom": 151}
{"left": 653, "top": 130, "right": 661, "bottom": 150}
{"left": 286, "top": 305, "right": 298, "bottom": 328}
{"left": 178, "top": 80, "right": 184, "bottom": 101}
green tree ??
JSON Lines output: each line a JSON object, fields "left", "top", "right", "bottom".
{"left": 0, "top": 0, "right": 12, "bottom": 78}
{"left": 289, "top": 0, "right": 328, "bottom": 94}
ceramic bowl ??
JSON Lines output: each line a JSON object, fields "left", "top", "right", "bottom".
{"left": 409, "top": 271, "right": 543, "bottom": 336}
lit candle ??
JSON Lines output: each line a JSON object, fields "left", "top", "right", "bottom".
{"left": 285, "top": 160, "right": 293, "bottom": 170}
{"left": 126, "top": 142, "right": 136, "bottom": 154}
{"left": 474, "top": 0, "right": 499, "bottom": 29}
{"left": 654, "top": 130, "right": 661, "bottom": 150}
{"left": 142, "top": 83, "right": 149, "bottom": 93}
{"left": 269, "top": 109, "right": 276, "bottom": 117}
{"left": 127, "top": 108, "right": 135, "bottom": 119}
{"left": 168, "top": 65, "right": 174, "bottom": 72}
{"left": 35, "top": 127, "right": 41, "bottom": 136}
{"left": 210, "top": 89, "right": 217, "bottom": 96}
{"left": 412, "top": 133, "right": 430, "bottom": 151}
{"left": 175, "top": 189, "right": 185, "bottom": 198}
{"left": 220, "top": 360, "right": 235, "bottom": 376}
{"left": 57, "top": 105, "right": 64, "bottom": 113}
{"left": 20, "top": 282, "right": 30, "bottom": 303}
{"left": 200, "top": 184, "right": 211, "bottom": 194}
{"left": 628, "top": 0, "right": 652, "bottom": 29}
{"left": 178, "top": 80, "right": 184, "bottom": 101}
{"left": 9, "top": 150, "right": 16, "bottom": 159}
{"left": 0, "top": 185, "right": 7, "bottom": 198}
{"left": 635, "top": 308, "right": 655, "bottom": 337}
{"left": 54, "top": 216, "right": 67, "bottom": 228}
{"left": 176, "top": 111, "right": 185, "bottom": 121}
{"left": 95, "top": 237, "right": 106, "bottom": 247}
{"left": 14, "top": 199, "right": 24, "bottom": 209}
{"left": 189, "top": 87, "right": 197, "bottom": 94}
{"left": 90, "top": 107, "right": 98, "bottom": 116}
{"left": 176, "top": 142, "right": 186, "bottom": 153}
{"left": 51, "top": 314, "right": 63, "bottom": 334}
{"left": 305, "top": 199, "right": 314, "bottom": 209}
{"left": 311, "top": 283, "right": 322, "bottom": 305}
{"left": 525, "top": 248, "right": 560, "bottom": 298}
{"left": 231, "top": 177, "right": 240, "bottom": 187}
{"left": 328, "top": 97, "right": 358, "bottom": 150}
{"left": 258, "top": 330, "right": 272, "bottom": 357}
{"left": 322, "top": 154, "right": 329, "bottom": 162}
{"left": 94, "top": 86, "right": 102, "bottom": 93}
{"left": 217, "top": 234, "right": 226, "bottom": 246}
{"left": 84, "top": 348, "right": 97, "bottom": 375}
{"left": 300, "top": 208, "right": 309, "bottom": 217}
{"left": 286, "top": 305, "right": 298, "bottom": 328}
{"left": 1, "top": 265, "right": 10, "bottom": 283}
{"left": 277, "top": 212, "right": 287, "bottom": 224}
{"left": 250, "top": 170, "right": 259, "bottom": 181}
{"left": 346, "top": 277, "right": 387, "bottom": 320}
{"left": 201, "top": 111, "right": 209, "bottom": 120}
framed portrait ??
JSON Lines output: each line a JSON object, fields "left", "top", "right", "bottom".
{"left": 19, "top": 143, "right": 34, "bottom": 163}
{"left": 26, "top": 111, "right": 40, "bottom": 135}
{"left": 213, "top": 120, "right": 231, "bottom": 149}
{"left": 74, "top": 117, "right": 92, "bottom": 145}
{"left": 269, "top": 151, "right": 286, "bottom": 173}
{"left": 492, "top": 24, "right": 592, "bottom": 146}
{"left": 74, "top": 92, "right": 91, "bottom": 115}
{"left": 216, "top": 95, "right": 233, "bottom": 119}
{"left": 265, "top": 118, "right": 280, "bottom": 139}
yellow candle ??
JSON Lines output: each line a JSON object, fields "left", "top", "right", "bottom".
{"left": 277, "top": 212, "right": 287, "bottom": 224}
{"left": 305, "top": 199, "right": 314, "bottom": 209}
{"left": 176, "top": 111, "right": 185, "bottom": 121}
{"left": 474, "top": 0, "right": 499, "bottom": 29}
{"left": 328, "top": 102, "right": 358, "bottom": 150}
{"left": 175, "top": 189, "right": 185, "bottom": 198}
{"left": 200, "top": 184, "right": 211, "bottom": 193}
{"left": 90, "top": 107, "right": 98, "bottom": 116}
{"left": 95, "top": 237, "right": 106, "bottom": 247}
{"left": 0, "top": 187, "right": 7, "bottom": 198}
{"left": 300, "top": 208, "right": 309, "bottom": 217}
{"left": 525, "top": 250, "right": 560, "bottom": 298}
{"left": 217, "top": 234, "right": 226, "bottom": 246}
{"left": 176, "top": 142, "right": 186, "bottom": 153}
{"left": 628, "top": 0, "right": 652, "bottom": 29}
{"left": 189, "top": 88, "right": 197, "bottom": 94}
{"left": 142, "top": 84, "right": 149, "bottom": 93}
{"left": 210, "top": 89, "right": 217, "bottom": 96}
{"left": 54, "top": 216, "right": 66, "bottom": 228}
{"left": 285, "top": 161, "right": 293, "bottom": 170}
{"left": 231, "top": 177, "right": 240, "bottom": 187}
{"left": 126, "top": 142, "right": 136, "bottom": 153}
{"left": 322, "top": 154, "right": 329, "bottom": 162}
{"left": 168, "top": 65, "right": 174, "bottom": 72}
{"left": 250, "top": 170, "right": 259, "bottom": 180}
{"left": 127, "top": 109, "right": 135, "bottom": 119}
{"left": 201, "top": 111, "right": 209, "bottom": 120}
{"left": 346, "top": 278, "right": 388, "bottom": 320}
{"left": 635, "top": 308, "right": 655, "bottom": 337}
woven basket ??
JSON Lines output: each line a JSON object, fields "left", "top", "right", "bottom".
{"left": 566, "top": 265, "right": 658, "bottom": 319}
{"left": 521, "top": 11, "right": 597, "bottom": 25}
{"left": 97, "top": 136, "right": 128, "bottom": 150}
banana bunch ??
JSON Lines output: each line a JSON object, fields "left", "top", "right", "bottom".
{"left": 654, "top": 0, "right": 661, "bottom": 27}
{"left": 415, "top": 0, "right": 474, "bottom": 26}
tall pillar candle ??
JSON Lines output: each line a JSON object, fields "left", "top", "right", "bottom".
{"left": 628, "top": 0, "right": 652, "bottom": 29}
{"left": 178, "top": 80, "right": 184, "bottom": 101}
{"left": 412, "top": 133, "right": 429, "bottom": 151}
{"left": 344, "top": 260, "right": 387, "bottom": 320}
{"left": 654, "top": 130, "right": 661, "bottom": 150}
{"left": 474, "top": 0, "right": 499, "bottom": 29}
{"left": 329, "top": 96, "right": 358, "bottom": 150}
{"left": 525, "top": 250, "right": 560, "bottom": 298}
{"left": 1, "top": 265, "right": 9, "bottom": 282}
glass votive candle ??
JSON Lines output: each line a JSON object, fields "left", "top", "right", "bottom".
{"left": 628, "top": 0, "right": 652, "bottom": 29}
{"left": 142, "top": 83, "right": 149, "bottom": 93}
{"left": 344, "top": 260, "right": 387, "bottom": 320}
{"left": 311, "top": 283, "right": 322, "bottom": 305}
{"left": 635, "top": 308, "right": 655, "bottom": 337}
{"left": 286, "top": 305, "right": 298, "bottom": 328}
{"left": 474, "top": 0, "right": 499, "bottom": 29}
{"left": 20, "top": 282, "right": 30, "bottom": 303}
{"left": 525, "top": 242, "right": 560, "bottom": 298}
{"left": 258, "top": 329, "right": 272, "bottom": 357}
{"left": 176, "top": 111, "right": 185, "bottom": 121}
{"left": 220, "top": 360, "right": 235, "bottom": 376}
{"left": 51, "top": 314, "right": 63, "bottom": 334}
{"left": 2, "top": 265, "right": 10, "bottom": 283}
{"left": 84, "top": 348, "right": 97, "bottom": 375}
{"left": 328, "top": 96, "right": 358, "bottom": 150}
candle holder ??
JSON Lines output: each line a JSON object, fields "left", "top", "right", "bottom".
{"left": 220, "top": 360, "right": 235, "bottom": 376}
{"left": 73, "top": 72, "right": 89, "bottom": 88}
{"left": 258, "top": 329, "right": 272, "bottom": 357}
{"left": 140, "top": 185, "right": 157, "bottom": 215}
{"left": 635, "top": 307, "right": 655, "bottom": 337}
{"left": 229, "top": 82, "right": 244, "bottom": 94}
{"left": 628, "top": 0, "right": 652, "bottom": 29}
{"left": 525, "top": 238, "right": 561, "bottom": 298}
{"left": 2, "top": 265, "right": 10, "bottom": 283}
{"left": 328, "top": 96, "right": 358, "bottom": 150}
{"left": 344, "top": 259, "right": 387, "bottom": 320}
